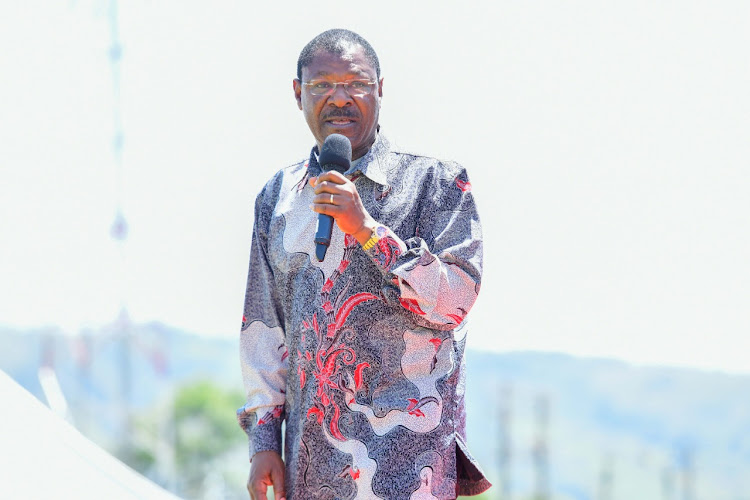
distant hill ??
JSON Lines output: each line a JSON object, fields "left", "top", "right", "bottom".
{"left": 2, "top": 322, "right": 748, "bottom": 500}
{"left": 464, "top": 351, "right": 750, "bottom": 500}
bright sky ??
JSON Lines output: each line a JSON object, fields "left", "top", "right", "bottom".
{"left": 1, "top": 1, "right": 748, "bottom": 373}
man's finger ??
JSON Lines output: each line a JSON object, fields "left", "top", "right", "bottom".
{"left": 313, "top": 181, "right": 349, "bottom": 196}
{"left": 248, "top": 480, "right": 267, "bottom": 500}
{"left": 311, "top": 203, "right": 344, "bottom": 218}
{"left": 316, "top": 170, "right": 348, "bottom": 184}
{"left": 312, "top": 193, "right": 338, "bottom": 205}
{"left": 312, "top": 181, "right": 333, "bottom": 194}
{"left": 272, "top": 464, "right": 286, "bottom": 500}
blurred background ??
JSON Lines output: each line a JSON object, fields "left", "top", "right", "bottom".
{"left": 1, "top": 1, "right": 748, "bottom": 499}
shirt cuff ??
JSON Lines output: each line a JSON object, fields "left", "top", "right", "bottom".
{"left": 237, "top": 406, "right": 284, "bottom": 460}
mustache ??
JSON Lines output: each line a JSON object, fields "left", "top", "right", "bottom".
{"left": 322, "top": 108, "right": 358, "bottom": 120}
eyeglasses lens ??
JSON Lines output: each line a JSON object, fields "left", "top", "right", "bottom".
{"left": 308, "top": 81, "right": 374, "bottom": 97}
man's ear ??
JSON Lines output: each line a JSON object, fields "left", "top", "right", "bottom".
{"left": 293, "top": 79, "right": 303, "bottom": 110}
{"left": 378, "top": 77, "right": 384, "bottom": 98}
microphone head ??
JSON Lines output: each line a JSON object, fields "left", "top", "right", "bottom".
{"left": 318, "top": 134, "right": 351, "bottom": 174}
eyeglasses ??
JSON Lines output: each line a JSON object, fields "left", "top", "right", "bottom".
{"left": 302, "top": 79, "right": 378, "bottom": 97}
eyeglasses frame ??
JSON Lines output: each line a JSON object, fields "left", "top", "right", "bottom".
{"left": 301, "top": 79, "right": 379, "bottom": 97}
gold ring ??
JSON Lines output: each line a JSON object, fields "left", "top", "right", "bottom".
{"left": 330, "top": 194, "right": 334, "bottom": 204}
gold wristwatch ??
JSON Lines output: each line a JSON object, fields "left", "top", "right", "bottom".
{"left": 362, "top": 226, "right": 384, "bottom": 251}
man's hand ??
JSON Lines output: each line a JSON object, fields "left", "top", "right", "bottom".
{"left": 309, "top": 171, "right": 375, "bottom": 243}
{"left": 247, "top": 450, "right": 286, "bottom": 500}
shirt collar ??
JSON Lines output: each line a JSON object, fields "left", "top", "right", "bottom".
{"left": 308, "top": 130, "right": 391, "bottom": 186}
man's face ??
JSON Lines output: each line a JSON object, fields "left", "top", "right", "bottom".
{"left": 294, "top": 45, "right": 383, "bottom": 160}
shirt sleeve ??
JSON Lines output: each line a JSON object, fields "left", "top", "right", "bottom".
{"left": 362, "top": 162, "right": 483, "bottom": 331}
{"left": 236, "top": 186, "right": 288, "bottom": 460}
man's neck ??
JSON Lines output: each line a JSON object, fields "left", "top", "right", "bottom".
{"left": 352, "top": 134, "right": 377, "bottom": 161}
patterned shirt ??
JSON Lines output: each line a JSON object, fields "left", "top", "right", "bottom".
{"left": 237, "top": 132, "right": 490, "bottom": 499}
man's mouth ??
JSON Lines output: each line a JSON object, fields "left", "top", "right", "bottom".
{"left": 323, "top": 110, "right": 357, "bottom": 127}
{"left": 327, "top": 118, "right": 355, "bottom": 126}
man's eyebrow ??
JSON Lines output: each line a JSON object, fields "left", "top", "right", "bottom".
{"left": 312, "top": 70, "right": 370, "bottom": 78}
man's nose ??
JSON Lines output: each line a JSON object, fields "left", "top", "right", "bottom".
{"left": 327, "top": 83, "right": 353, "bottom": 107}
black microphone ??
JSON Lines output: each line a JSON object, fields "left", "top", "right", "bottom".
{"left": 314, "top": 134, "right": 352, "bottom": 262}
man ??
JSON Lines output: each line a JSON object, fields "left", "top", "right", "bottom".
{"left": 237, "top": 29, "right": 490, "bottom": 500}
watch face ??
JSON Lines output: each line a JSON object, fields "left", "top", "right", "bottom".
{"left": 375, "top": 225, "right": 387, "bottom": 237}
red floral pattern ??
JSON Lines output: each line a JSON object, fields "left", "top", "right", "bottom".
{"left": 300, "top": 235, "right": 380, "bottom": 441}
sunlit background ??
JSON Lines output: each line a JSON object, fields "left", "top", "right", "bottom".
{"left": 1, "top": 1, "right": 748, "bottom": 499}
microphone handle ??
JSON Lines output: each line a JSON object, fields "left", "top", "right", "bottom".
{"left": 314, "top": 213, "right": 335, "bottom": 261}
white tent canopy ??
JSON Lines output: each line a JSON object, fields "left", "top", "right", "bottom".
{"left": 0, "top": 370, "right": 181, "bottom": 499}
